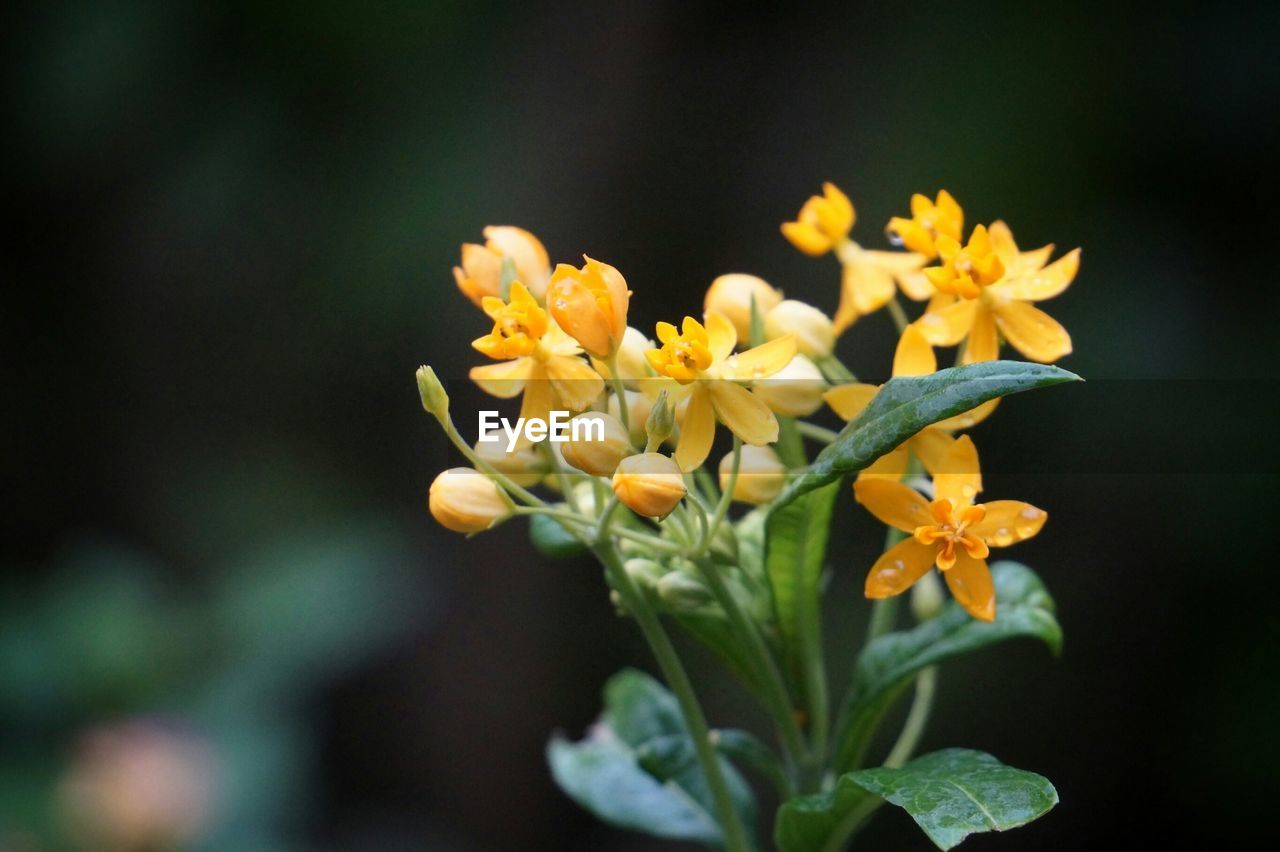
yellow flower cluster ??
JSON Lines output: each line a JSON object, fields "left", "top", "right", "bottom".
{"left": 419, "top": 183, "right": 1078, "bottom": 622}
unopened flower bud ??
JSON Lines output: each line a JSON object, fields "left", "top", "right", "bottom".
{"left": 704, "top": 274, "right": 783, "bottom": 341}
{"left": 608, "top": 389, "right": 653, "bottom": 445}
{"left": 428, "top": 468, "right": 512, "bottom": 533}
{"left": 911, "top": 570, "right": 945, "bottom": 621}
{"left": 548, "top": 257, "right": 630, "bottom": 358}
{"left": 416, "top": 365, "right": 450, "bottom": 420}
{"left": 656, "top": 571, "right": 713, "bottom": 610}
{"left": 644, "top": 391, "right": 676, "bottom": 450}
{"left": 592, "top": 326, "right": 655, "bottom": 386}
{"left": 624, "top": 558, "right": 668, "bottom": 588}
{"left": 561, "top": 412, "right": 633, "bottom": 476}
{"left": 612, "top": 453, "right": 686, "bottom": 518}
{"left": 719, "top": 445, "right": 787, "bottom": 505}
{"left": 752, "top": 355, "right": 827, "bottom": 417}
{"left": 765, "top": 300, "right": 835, "bottom": 359}
{"left": 472, "top": 440, "right": 546, "bottom": 487}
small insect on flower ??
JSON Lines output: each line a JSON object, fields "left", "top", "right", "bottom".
{"left": 454, "top": 226, "right": 552, "bottom": 305}
{"left": 644, "top": 312, "right": 795, "bottom": 470}
{"left": 612, "top": 452, "right": 687, "bottom": 518}
{"left": 547, "top": 256, "right": 631, "bottom": 359}
{"left": 853, "top": 436, "right": 1047, "bottom": 621}
{"left": 429, "top": 468, "right": 513, "bottom": 533}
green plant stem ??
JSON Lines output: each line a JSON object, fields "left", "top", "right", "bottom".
{"left": 884, "top": 666, "right": 937, "bottom": 768}
{"left": 597, "top": 544, "right": 754, "bottom": 852}
{"left": 695, "top": 556, "right": 809, "bottom": 774}
{"left": 605, "top": 351, "right": 630, "bottom": 430}
{"left": 886, "top": 295, "right": 909, "bottom": 333}
{"left": 699, "top": 437, "right": 741, "bottom": 556}
{"left": 436, "top": 412, "right": 544, "bottom": 506}
{"left": 816, "top": 354, "right": 858, "bottom": 383}
{"left": 796, "top": 421, "right": 840, "bottom": 444}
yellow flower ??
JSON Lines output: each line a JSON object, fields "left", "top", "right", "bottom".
{"left": 886, "top": 190, "right": 964, "bottom": 259}
{"left": 644, "top": 312, "right": 795, "bottom": 471}
{"left": 781, "top": 182, "right": 856, "bottom": 256}
{"left": 914, "top": 221, "right": 1079, "bottom": 364}
{"left": 469, "top": 281, "right": 604, "bottom": 428}
{"left": 719, "top": 444, "right": 786, "bottom": 505}
{"left": 429, "top": 467, "right": 513, "bottom": 533}
{"left": 704, "top": 274, "right": 783, "bottom": 342}
{"left": 924, "top": 224, "right": 1006, "bottom": 299}
{"left": 453, "top": 226, "right": 552, "bottom": 306}
{"left": 561, "top": 412, "right": 634, "bottom": 476}
{"left": 547, "top": 256, "right": 631, "bottom": 358}
{"left": 853, "top": 436, "right": 1047, "bottom": 621}
{"left": 612, "top": 452, "right": 687, "bottom": 518}
{"left": 823, "top": 326, "right": 998, "bottom": 481}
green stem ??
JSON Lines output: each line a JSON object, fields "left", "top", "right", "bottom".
{"left": 699, "top": 437, "right": 740, "bottom": 556}
{"left": 598, "top": 544, "right": 754, "bottom": 852}
{"left": 886, "top": 296, "right": 909, "bottom": 333}
{"left": 796, "top": 421, "right": 840, "bottom": 444}
{"left": 437, "top": 412, "right": 544, "bottom": 506}
{"left": 605, "top": 351, "right": 630, "bottom": 431}
{"left": 816, "top": 354, "right": 858, "bottom": 384}
{"left": 884, "top": 667, "right": 937, "bottom": 768}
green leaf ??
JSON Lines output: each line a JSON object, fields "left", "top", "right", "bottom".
{"left": 834, "top": 562, "right": 1060, "bottom": 771}
{"left": 775, "top": 772, "right": 880, "bottom": 852}
{"left": 850, "top": 749, "right": 1058, "bottom": 849}
{"left": 767, "top": 482, "right": 840, "bottom": 687}
{"left": 548, "top": 668, "right": 758, "bottom": 847}
{"left": 771, "top": 361, "right": 1080, "bottom": 509}
{"left": 529, "top": 513, "right": 587, "bottom": 559}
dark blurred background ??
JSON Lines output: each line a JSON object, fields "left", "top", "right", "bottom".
{"left": 5, "top": 1, "right": 1279, "bottom": 849}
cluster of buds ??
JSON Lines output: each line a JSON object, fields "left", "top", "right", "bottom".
{"left": 420, "top": 182, "right": 1077, "bottom": 621}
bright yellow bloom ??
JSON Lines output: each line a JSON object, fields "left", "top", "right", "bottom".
{"left": 429, "top": 467, "right": 512, "bottom": 533}
{"left": 612, "top": 452, "right": 687, "bottom": 518}
{"left": 824, "top": 326, "right": 997, "bottom": 482}
{"left": 469, "top": 281, "right": 604, "bottom": 429}
{"left": 547, "top": 256, "right": 631, "bottom": 358}
{"left": 644, "top": 312, "right": 795, "bottom": 471}
{"left": 886, "top": 190, "right": 964, "bottom": 259}
{"left": 781, "top": 182, "right": 856, "bottom": 256}
{"left": 704, "top": 274, "right": 783, "bottom": 342}
{"left": 914, "top": 221, "right": 1079, "bottom": 364}
{"left": 924, "top": 224, "right": 1006, "bottom": 299}
{"left": 853, "top": 436, "right": 1047, "bottom": 621}
{"left": 453, "top": 226, "right": 552, "bottom": 306}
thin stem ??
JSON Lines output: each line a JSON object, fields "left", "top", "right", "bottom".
{"left": 598, "top": 544, "right": 753, "bottom": 852}
{"left": 437, "top": 413, "right": 543, "bottom": 506}
{"left": 699, "top": 437, "right": 740, "bottom": 556}
{"left": 886, "top": 295, "right": 909, "bottom": 333}
{"left": 605, "top": 351, "right": 630, "bottom": 431}
{"left": 796, "top": 421, "right": 840, "bottom": 444}
{"left": 816, "top": 354, "right": 857, "bottom": 384}
{"left": 884, "top": 667, "right": 937, "bottom": 768}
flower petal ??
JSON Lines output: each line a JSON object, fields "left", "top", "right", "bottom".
{"left": 853, "top": 478, "right": 934, "bottom": 532}
{"left": 934, "top": 397, "right": 1000, "bottom": 431}
{"left": 543, "top": 354, "right": 606, "bottom": 411}
{"left": 782, "top": 221, "right": 831, "bottom": 256}
{"left": 910, "top": 427, "right": 956, "bottom": 475}
{"left": 944, "top": 550, "right": 996, "bottom": 621}
{"left": 708, "top": 380, "right": 779, "bottom": 446}
{"left": 518, "top": 367, "right": 554, "bottom": 429}
{"left": 999, "top": 248, "right": 1080, "bottom": 302}
{"left": 856, "top": 444, "right": 910, "bottom": 482}
{"left": 469, "top": 357, "right": 533, "bottom": 398}
{"left": 969, "top": 501, "right": 1048, "bottom": 547}
{"left": 915, "top": 298, "right": 976, "bottom": 346}
{"left": 892, "top": 325, "right": 937, "bottom": 377}
{"left": 993, "top": 300, "right": 1073, "bottom": 363}
{"left": 962, "top": 304, "right": 1000, "bottom": 363}
{"left": 723, "top": 334, "right": 796, "bottom": 380}
{"left": 704, "top": 309, "right": 738, "bottom": 361}
{"left": 865, "top": 537, "right": 937, "bottom": 599}
{"left": 675, "top": 386, "right": 717, "bottom": 471}
{"left": 823, "top": 383, "right": 878, "bottom": 421}
{"left": 933, "top": 434, "right": 982, "bottom": 507}
{"left": 845, "top": 256, "right": 895, "bottom": 314}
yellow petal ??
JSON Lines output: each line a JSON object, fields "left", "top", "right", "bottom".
{"left": 708, "top": 380, "right": 779, "bottom": 446}
{"left": 969, "top": 501, "right": 1047, "bottom": 547}
{"left": 934, "top": 397, "right": 1000, "bottom": 431}
{"left": 782, "top": 221, "right": 832, "bottom": 256}
{"left": 962, "top": 304, "right": 1000, "bottom": 364}
{"left": 855, "top": 444, "right": 910, "bottom": 482}
{"left": 723, "top": 334, "right": 796, "bottom": 380}
{"left": 483, "top": 226, "right": 550, "bottom": 299}
{"left": 821, "top": 182, "right": 856, "bottom": 237}
{"left": 845, "top": 256, "right": 895, "bottom": 314}
{"left": 469, "top": 357, "right": 533, "bottom": 398}
{"left": 518, "top": 367, "right": 554, "bottom": 431}
{"left": 893, "top": 325, "right": 937, "bottom": 377}
{"left": 910, "top": 427, "right": 956, "bottom": 475}
{"left": 914, "top": 298, "right": 976, "bottom": 347}
{"left": 933, "top": 434, "right": 982, "bottom": 507}
{"left": 823, "top": 383, "right": 878, "bottom": 421}
{"left": 993, "top": 300, "right": 1072, "bottom": 362}
{"left": 987, "top": 219, "right": 1020, "bottom": 267}
{"left": 675, "top": 386, "right": 717, "bottom": 471}
{"left": 999, "top": 248, "right": 1080, "bottom": 302}
{"left": 853, "top": 479, "right": 934, "bottom": 533}
{"left": 543, "top": 354, "right": 606, "bottom": 411}
{"left": 704, "top": 309, "right": 738, "bottom": 361}
{"left": 944, "top": 550, "right": 995, "bottom": 621}
{"left": 865, "top": 537, "right": 937, "bottom": 599}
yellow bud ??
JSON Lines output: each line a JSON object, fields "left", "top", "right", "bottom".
{"left": 704, "top": 274, "right": 783, "bottom": 341}
{"left": 765, "top": 300, "right": 835, "bottom": 359}
{"left": 612, "top": 453, "right": 686, "bottom": 518}
{"left": 592, "top": 326, "right": 655, "bottom": 386}
{"left": 752, "top": 355, "right": 827, "bottom": 417}
{"left": 548, "top": 257, "right": 630, "bottom": 358}
{"left": 472, "top": 440, "right": 546, "bottom": 487}
{"left": 719, "top": 445, "right": 786, "bottom": 505}
{"left": 607, "top": 389, "right": 653, "bottom": 446}
{"left": 415, "top": 365, "right": 450, "bottom": 420}
{"left": 428, "top": 467, "right": 512, "bottom": 533}
{"left": 911, "top": 570, "right": 945, "bottom": 621}
{"left": 560, "top": 412, "right": 634, "bottom": 476}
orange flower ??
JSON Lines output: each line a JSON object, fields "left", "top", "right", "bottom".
{"left": 886, "top": 190, "right": 964, "bottom": 260}
{"left": 853, "top": 436, "right": 1047, "bottom": 621}
{"left": 547, "top": 256, "right": 631, "bottom": 358}
{"left": 454, "top": 226, "right": 551, "bottom": 306}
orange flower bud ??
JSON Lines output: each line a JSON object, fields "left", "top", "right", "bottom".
{"left": 428, "top": 468, "right": 511, "bottom": 533}
{"left": 612, "top": 453, "right": 686, "bottom": 518}
{"left": 703, "top": 274, "right": 783, "bottom": 341}
{"left": 561, "top": 412, "right": 634, "bottom": 476}
{"left": 548, "top": 257, "right": 630, "bottom": 358}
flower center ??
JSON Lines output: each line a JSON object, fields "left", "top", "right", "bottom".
{"left": 913, "top": 498, "right": 989, "bottom": 570}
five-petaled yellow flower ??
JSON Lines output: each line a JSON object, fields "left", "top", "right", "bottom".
{"left": 781, "top": 182, "right": 931, "bottom": 336}
{"left": 469, "top": 281, "right": 603, "bottom": 432}
{"left": 454, "top": 226, "right": 552, "bottom": 306}
{"left": 824, "top": 326, "right": 997, "bottom": 481}
{"left": 854, "top": 436, "right": 1047, "bottom": 621}
{"left": 547, "top": 256, "right": 631, "bottom": 359}
{"left": 886, "top": 190, "right": 964, "bottom": 260}
{"left": 915, "top": 221, "right": 1079, "bottom": 364}
{"left": 644, "top": 312, "right": 795, "bottom": 471}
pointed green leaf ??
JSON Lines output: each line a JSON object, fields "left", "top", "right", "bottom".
{"left": 772, "top": 361, "right": 1080, "bottom": 509}
{"left": 548, "top": 669, "right": 758, "bottom": 847}
{"left": 850, "top": 748, "right": 1058, "bottom": 849}
{"left": 834, "top": 562, "right": 1060, "bottom": 770}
